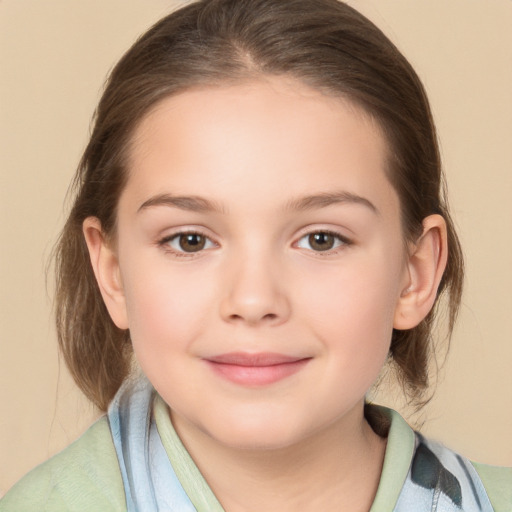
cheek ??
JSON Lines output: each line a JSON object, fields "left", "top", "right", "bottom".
{"left": 120, "top": 257, "right": 216, "bottom": 358}
{"left": 299, "top": 252, "right": 401, "bottom": 321}
{"left": 296, "top": 252, "right": 402, "bottom": 368}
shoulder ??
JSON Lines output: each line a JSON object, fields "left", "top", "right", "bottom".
{"left": 410, "top": 434, "right": 511, "bottom": 512}
{"left": 371, "top": 406, "right": 511, "bottom": 512}
{"left": 0, "top": 416, "right": 125, "bottom": 512}
{"left": 472, "top": 462, "right": 512, "bottom": 512}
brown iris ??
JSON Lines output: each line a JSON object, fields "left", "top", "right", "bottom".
{"left": 178, "top": 233, "right": 206, "bottom": 252}
{"left": 308, "top": 232, "right": 336, "bottom": 251}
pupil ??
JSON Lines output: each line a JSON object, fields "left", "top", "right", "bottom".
{"left": 179, "top": 234, "right": 205, "bottom": 252}
{"left": 309, "top": 232, "right": 334, "bottom": 251}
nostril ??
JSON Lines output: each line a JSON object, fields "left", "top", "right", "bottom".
{"left": 228, "top": 312, "right": 278, "bottom": 324}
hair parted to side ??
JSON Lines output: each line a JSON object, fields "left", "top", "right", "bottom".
{"left": 55, "top": 0, "right": 463, "bottom": 411}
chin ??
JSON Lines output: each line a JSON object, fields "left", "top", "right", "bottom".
{"left": 203, "top": 414, "right": 313, "bottom": 452}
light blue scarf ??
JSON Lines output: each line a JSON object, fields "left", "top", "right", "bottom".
{"left": 107, "top": 376, "right": 197, "bottom": 511}
{"left": 394, "top": 434, "right": 494, "bottom": 511}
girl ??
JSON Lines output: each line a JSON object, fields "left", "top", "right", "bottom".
{"left": 1, "top": 0, "right": 510, "bottom": 510}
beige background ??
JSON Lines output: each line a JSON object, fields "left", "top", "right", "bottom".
{"left": 1, "top": 0, "right": 511, "bottom": 496}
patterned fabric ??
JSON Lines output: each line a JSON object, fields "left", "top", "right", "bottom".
{"left": 108, "top": 376, "right": 198, "bottom": 511}
{"left": 395, "top": 434, "right": 494, "bottom": 511}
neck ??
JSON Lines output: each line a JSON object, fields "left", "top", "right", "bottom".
{"left": 171, "top": 403, "right": 387, "bottom": 512}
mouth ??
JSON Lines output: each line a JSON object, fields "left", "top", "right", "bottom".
{"left": 203, "top": 352, "right": 311, "bottom": 386}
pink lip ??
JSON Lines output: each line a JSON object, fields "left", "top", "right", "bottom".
{"left": 204, "top": 352, "right": 311, "bottom": 386}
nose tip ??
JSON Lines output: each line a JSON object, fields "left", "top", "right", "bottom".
{"left": 219, "top": 263, "right": 290, "bottom": 327}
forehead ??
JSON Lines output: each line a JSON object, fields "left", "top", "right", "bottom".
{"left": 122, "top": 78, "right": 397, "bottom": 215}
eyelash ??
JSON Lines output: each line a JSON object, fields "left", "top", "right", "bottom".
{"left": 157, "top": 229, "right": 352, "bottom": 257}
{"left": 158, "top": 230, "right": 217, "bottom": 257}
{"left": 294, "top": 229, "right": 352, "bottom": 255}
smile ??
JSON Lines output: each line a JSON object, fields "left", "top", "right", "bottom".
{"left": 204, "top": 352, "right": 311, "bottom": 386}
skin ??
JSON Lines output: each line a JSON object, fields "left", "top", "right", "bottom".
{"left": 84, "top": 77, "right": 447, "bottom": 511}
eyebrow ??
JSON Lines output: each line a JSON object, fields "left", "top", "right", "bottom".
{"left": 285, "top": 191, "right": 379, "bottom": 214}
{"left": 138, "top": 194, "right": 226, "bottom": 214}
{"left": 137, "top": 190, "right": 378, "bottom": 215}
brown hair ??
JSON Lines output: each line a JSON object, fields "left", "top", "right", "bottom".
{"left": 55, "top": 0, "right": 463, "bottom": 411}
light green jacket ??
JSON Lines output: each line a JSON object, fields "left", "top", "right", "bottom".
{"left": 1, "top": 401, "right": 511, "bottom": 511}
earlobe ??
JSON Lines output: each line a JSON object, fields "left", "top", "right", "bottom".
{"left": 393, "top": 214, "right": 448, "bottom": 330}
{"left": 83, "top": 217, "right": 129, "bottom": 329}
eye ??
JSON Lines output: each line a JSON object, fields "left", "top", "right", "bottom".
{"left": 296, "top": 231, "right": 350, "bottom": 252}
{"left": 161, "top": 232, "right": 216, "bottom": 253}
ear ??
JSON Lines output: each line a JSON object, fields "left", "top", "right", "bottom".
{"left": 83, "top": 217, "right": 129, "bottom": 330}
{"left": 394, "top": 214, "right": 448, "bottom": 330}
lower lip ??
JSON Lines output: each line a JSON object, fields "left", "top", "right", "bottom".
{"left": 205, "top": 359, "right": 310, "bottom": 386}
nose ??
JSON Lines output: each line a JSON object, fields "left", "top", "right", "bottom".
{"left": 219, "top": 252, "right": 291, "bottom": 327}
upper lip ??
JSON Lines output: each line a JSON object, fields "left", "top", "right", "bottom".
{"left": 205, "top": 352, "right": 309, "bottom": 367}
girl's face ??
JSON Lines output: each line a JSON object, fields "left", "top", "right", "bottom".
{"left": 108, "top": 78, "right": 411, "bottom": 449}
